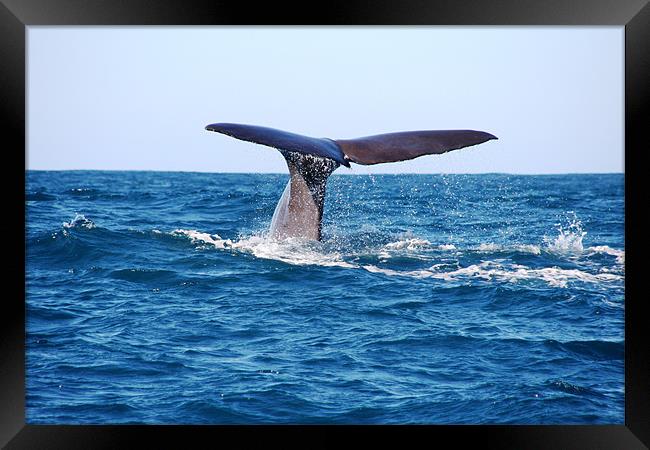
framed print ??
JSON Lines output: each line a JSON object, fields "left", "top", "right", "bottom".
{"left": 3, "top": 0, "right": 648, "bottom": 447}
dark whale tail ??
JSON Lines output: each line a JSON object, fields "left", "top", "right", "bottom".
{"left": 205, "top": 123, "right": 497, "bottom": 240}
{"left": 205, "top": 123, "right": 350, "bottom": 167}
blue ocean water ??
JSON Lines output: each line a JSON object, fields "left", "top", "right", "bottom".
{"left": 26, "top": 171, "right": 624, "bottom": 424}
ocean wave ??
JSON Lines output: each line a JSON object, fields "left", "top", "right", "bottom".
{"left": 64, "top": 187, "right": 103, "bottom": 197}
{"left": 169, "top": 229, "right": 622, "bottom": 288}
{"left": 26, "top": 191, "right": 57, "bottom": 201}
{"left": 61, "top": 187, "right": 156, "bottom": 202}
{"left": 383, "top": 238, "right": 437, "bottom": 251}
{"left": 361, "top": 261, "right": 622, "bottom": 287}
{"left": 63, "top": 214, "right": 96, "bottom": 230}
{"left": 545, "top": 339, "right": 624, "bottom": 361}
{"left": 51, "top": 209, "right": 623, "bottom": 273}
{"left": 171, "top": 229, "right": 233, "bottom": 249}
{"left": 38, "top": 216, "right": 625, "bottom": 290}
{"left": 171, "top": 229, "right": 355, "bottom": 268}
{"left": 585, "top": 246, "right": 625, "bottom": 264}
{"left": 109, "top": 268, "right": 178, "bottom": 283}
{"left": 363, "top": 238, "right": 550, "bottom": 258}
{"left": 546, "top": 379, "right": 607, "bottom": 397}
{"left": 476, "top": 243, "right": 542, "bottom": 255}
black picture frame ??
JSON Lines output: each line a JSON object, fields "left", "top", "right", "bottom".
{"left": 3, "top": 0, "right": 648, "bottom": 448}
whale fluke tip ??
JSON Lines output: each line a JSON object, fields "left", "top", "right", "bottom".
{"left": 204, "top": 122, "right": 350, "bottom": 167}
{"left": 205, "top": 123, "right": 224, "bottom": 132}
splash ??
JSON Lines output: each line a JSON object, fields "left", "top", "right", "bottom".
{"left": 62, "top": 214, "right": 96, "bottom": 229}
{"left": 545, "top": 213, "right": 586, "bottom": 255}
{"left": 171, "top": 229, "right": 355, "bottom": 268}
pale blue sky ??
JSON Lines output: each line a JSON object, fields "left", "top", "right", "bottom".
{"left": 27, "top": 27, "right": 623, "bottom": 174}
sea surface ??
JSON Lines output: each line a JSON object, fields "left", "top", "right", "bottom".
{"left": 25, "top": 171, "right": 625, "bottom": 424}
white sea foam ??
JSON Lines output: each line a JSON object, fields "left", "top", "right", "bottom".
{"left": 514, "top": 244, "right": 542, "bottom": 255}
{"left": 376, "top": 238, "right": 456, "bottom": 260}
{"left": 586, "top": 245, "right": 625, "bottom": 264}
{"left": 62, "top": 214, "right": 96, "bottom": 229}
{"left": 384, "top": 238, "right": 433, "bottom": 251}
{"left": 172, "top": 229, "right": 355, "bottom": 268}
{"left": 476, "top": 243, "right": 541, "bottom": 255}
{"left": 172, "top": 229, "right": 233, "bottom": 248}
{"left": 362, "top": 260, "right": 622, "bottom": 288}
{"left": 233, "top": 235, "right": 356, "bottom": 268}
{"left": 477, "top": 243, "right": 500, "bottom": 252}
{"left": 382, "top": 237, "right": 457, "bottom": 252}
{"left": 170, "top": 225, "right": 623, "bottom": 287}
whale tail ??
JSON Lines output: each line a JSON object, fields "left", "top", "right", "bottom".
{"left": 205, "top": 123, "right": 497, "bottom": 240}
{"left": 269, "top": 151, "right": 339, "bottom": 241}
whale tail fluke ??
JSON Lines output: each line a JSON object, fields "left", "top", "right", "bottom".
{"left": 205, "top": 123, "right": 350, "bottom": 167}
{"left": 334, "top": 129, "right": 497, "bottom": 165}
{"left": 205, "top": 123, "right": 497, "bottom": 240}
{"left": 205, "top": 122, "right": 496, "bottom": 167}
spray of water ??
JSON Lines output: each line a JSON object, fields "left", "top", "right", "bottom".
{"left": 544, "top": 212, "right": 586, "bottom": 255}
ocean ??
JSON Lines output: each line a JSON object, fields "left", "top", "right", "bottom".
{"left": 25, "top": 171, "right": 625, "bottom": 424}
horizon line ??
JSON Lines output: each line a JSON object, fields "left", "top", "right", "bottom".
{"left": 25, "top": 169, "right": 625, "bottom": 176}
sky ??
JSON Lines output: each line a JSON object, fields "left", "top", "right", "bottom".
{"left": 27, "top": 27, "right": 623, "bottom": 174}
